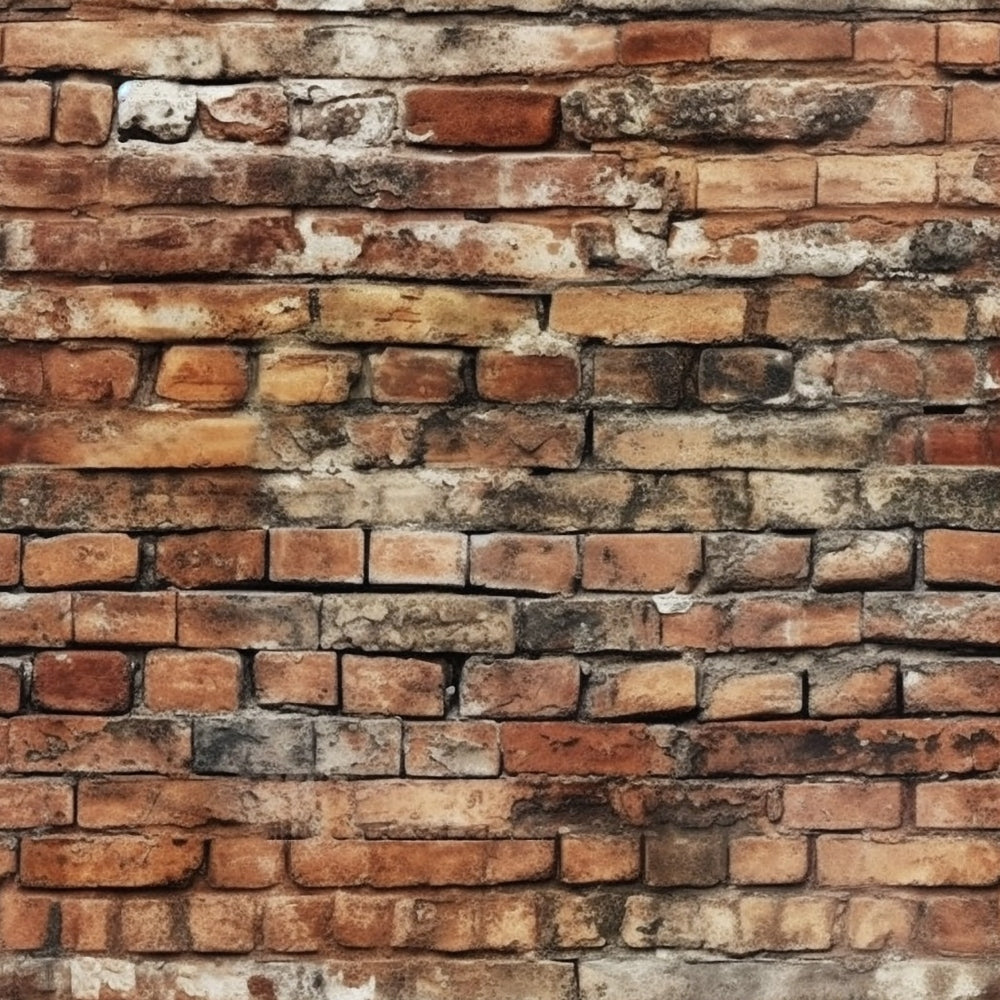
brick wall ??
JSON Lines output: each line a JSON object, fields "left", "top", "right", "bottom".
{"left": 2, "top": 0, "right": 1000, "bottom": 997}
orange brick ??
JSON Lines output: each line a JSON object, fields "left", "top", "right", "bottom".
{"left": 645, "top": 830, "right": 726, "bottom": 887}
{"left": 0, "top": 535, "right": 19, "bottom": 586}
{"left": 155, "top": 345, "right": 248, "bottom": 405}
{"left": 0, "top": 778, "right": 73, "bottom": 829}
{"left": 0, "top": 889, "right": 55, "bottom": 950}
{"left": 476, "top": 351, "right": 580, "bottom": 403}
{"left": 371, "top": 347, "right": 464, "bottom": 403}
{"left": 470, "top": 533, "right": 577, "bottom": 594}
{"left": 0, "top": 662, "right": 22, "bottom": 715}
{"left": 187, "top": 893, "right": 257, "bottom": 952}
{"left": 704, "top": 533, "right": 809, "bottom": 592}
{"left": 926, "top": 529, "right": 1000, "bottom": 585}
{"left": 847, "top": 896, "right": 917, "bottom": 950}
{"left": 660, "top": 602, "right": 727, "bottom": 652}
{"left": 198, "top": 84, "right": 289, "bottom": 144}
{"left": 53, "top": 78, "right": 114, "bottom": 146}
{"left": 369, "top": 529, "right": 467, "bottom": 586}
{"left": 783, "top": 782, "right": 903, "bottom": 830}
{"left": 560, "top": 834, "right": 640, "bottom": 883}
{"left": 253, "top": 651, "right": 338, "bottom": 708}
{"left": 730, "top": 836, "right": 808, "bottom": 884}
{"left": 120, "top": 898, "right": 185, "bottom": 953}
{"left": 404, "top": 87, "right": 558, "bottom": 147}
{"left": 22, "top": 533, "right": 138, "bottom": 588}
{"left": 208, "top": 837, "right": 284, "bottom": 888}
{"left": 341, "top": 654, "right": 445, "bottom": 717}
{"left": 582, "top": 533, "right": 701, "bottom": 592}
{"left": 0, "top": 82, "right": 52, "bottom": 143}
{"left": 818, "top": 154, "right": 937, "bottom": 205}
{"left": 269, "top": 528, "right": 364, "bottom": 584}
{"left": 710, "top": 20, "right": 852, "bottom": 61}
{"left": 583, "top": 660, "right": 697, "bottom": 718}
{"left": 698, "top": 158, "right": 815, "bottom": 211}
{"left": 854, "top": 21, "right": 936, "bottom": 62}
{"left": 809, "top": 662, "right": 898, "bottom": 718}
{"left": 904, "top": 661, "right": 1000, "bottom": 714}
{"left": 262, "top": 897, "right": 330, "bottom": 952}
{"left": 917, "top": 779, "right": 1000, "bottom": 828}
{"left": 44, "top": 347, "right": 139, "bottom": 402}
{"left": 156, "top": 530, "right": 265, "bottom": 588}
{"left": 939, "top": 21, "right": 1000, "bottom": 65}
{"left": 73, "top": 591, "right": 176, "bottom": 645}
{"left": 144, "top": 649, "right": 241, "bottom": 712}
{"left": 60, "top": 897, "right": 114, "bottom": 952}
{"left": 258, "top": 349, "right": 361, "bottom": 405}
{"left": 33, "top": 650, "right": 131, "bottom": 713}
{"left": 460, "top": 656, "right": 579, "bottom": 719}
{"left": 702, "top": 671, "right": 803, "bottom": 720}
{"left": 621, "top": 21, "right": 711, "bottom": 64}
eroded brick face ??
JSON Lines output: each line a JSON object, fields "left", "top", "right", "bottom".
{"left": 4, "top": 1, "right": 1000, "bottom": 997}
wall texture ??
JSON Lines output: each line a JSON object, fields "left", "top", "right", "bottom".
{"left": 2, "top": 0, "right": 1000, "bottom": 997}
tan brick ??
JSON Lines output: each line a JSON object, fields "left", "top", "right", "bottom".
{"left": 818, "top": 155, "right": 937, "bottom": 205}
{"left": 54, "top": 78, "right": 114, "bottom": 146}
{"left": 73, "top": 591, "right": 176, "bottom": 646}
{"left": 809, "top": 662, "right": 898, "bottom": 718}
{"left": 22, "top": 533, "right": 138, "bottom": 588}
{"left": 583, "top": 660, "right": 697, "bottom": 719}
{"left": 403, "top": 721, "right": 500, "bottom": 777}
{"left": 145, "top": 649, "right": 241, "bottom": 713}
{"left": 703, "top": 672, "right": 803, "bottom": 720}
{"left": 0, "top": 82, "right": 51, "bottom": 144}
{"left": 550, "top": 288, "right": 745, "bottom": 344}
{"left": 341, "top": 654, "right": 446, "bottom": 717}
{"left": 369, "top": 530, "right": 467, "bottom": 586}
{"left": 156, "top": 345, "right": 248, "bottom": 405}
{"left": 730, "top": 836, "right": 809, "bottom": 885}
{"left": 783, "top": 781, "right": 903, "bottom": 830}
{"left": 269, "top": 528, "right": 364, "bottom": 584}
{"left": 698, "top": 158, "right": 815, "bottom": 211}
{"left": 864, "top": 592, "right": 1000, "bottom": 646}
{"left": 156, "top": 529, "right": 266, "bottom": 588}
{"left": 560, "top": 834, "right": 640, "bottom": 884}
{"left": 918, "top": 780, "right": 1000, "bottom": 828}
{"left": 939, "top": 21, "right": 1000, "bottom": 65}
{"left": 253, "top": 651, "right": 338, "bottom": 708}
{"left": 258, "top": 349, "right": 361, "bottom": 405}
{"left": 621, "top": 21, "right": 711, "bottom": 64}
{"left": 208, "top": 837, "right": 284, "bottom": 888}
{"left": 33, "top": 651, "right": 131, "bottom": 714}
{"left": 711, "top": 20, "right": 852, "bottom": 60}
{"left": 470, "top": 533, "right": 577, "bottom": 594}
{"left": 847, "top": 896, "right": 917, "bottom": 950}
{"left": 460, "top": 656, "right": 579, "bottom": 719}
{"left": 476, "top": 351, "right": 580, "bottom": 403}
{"left": 582, "top": 533, "right": 700, "bottom": 592}
{"left": 814, "top": 530, "right": 913, "bottom": 590}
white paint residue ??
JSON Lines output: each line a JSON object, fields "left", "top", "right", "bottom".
{"left": 652, "top": 592, "right": 694, "bottom": 614}
{"left": 175, "top": 968, "right": 254, "bottom": 999}
{"left": 324, "top": 973, "right": 377, "bottom": 1000}
{"left": 69, "top": 958, "right": 137, "bottom": 999}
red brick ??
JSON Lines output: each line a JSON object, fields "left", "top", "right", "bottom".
{"left": 404, "top": 721, "right": 500, "bottom": 777}
{"left": 120, "top": 898, "right": 185, "bottom": 953}
{"left": 0, "top": 779, "right": 73, "bottom": 829}
{"left": 833, "top": 344, "right": 922, "bottom": 400}
{"left": 208, "top": 837, "right": 284, "bottom": 888}
{"left": 258, "top": 349, "right": 361, "bottom": 405}
{"left": 177, "top": 591, "right": 318, "bottom": 649}
{"left": 22, "top": 533, "right": 138, "bottom": 588}
{"left": 0, "top": 889, "right": 55, "bottom": 950}
{"left": 156, "top": 345, "right": 248, "bottom": 405}
{"left": 730, "top": 836, "right": 808, "bottom": 885}
{"left": 341, "top": 654, "right": 446, "bottom": 717}
{"left": 0, "top": 345, "right": 44, "bottom": 399}
{"left": 0, "top": 594, "right": 72, "bottom": 647}
{"left": 369, "top": 529, "right": 467, "bottom": 586}
{"left": 371, "top": 347, "right": 464, "bottom": 403}
{"left": 476, "top": 351, "right": 580, "bottom": 403}
{"left": 144, "top": 649, "right": 241, "bottom": 713}
{"left": 939, "top": 21, "right": 1000, "bottom": 65}
{"left": 560, "top": 834, "right": 640, "bottom": 883}
{"left": 621, "top": 21, "right": 711, "bottom": 64}
{"left": 923, "top": 896, "right": 998, "bottom": 955}
{"left": 924, "top": 346, "right": 978, "bottom": 403}
{"left": 864, "top": 592, "right": 1000, "bottom": 646}
{"left": 156, "top": 529, "right": 266, "bottom": 588}
{"left": 269, "top": 528, "right": 364, "bottom": 584}
{"left": 262, "top": 897, "right": 330, "bottom": 953}
{"left": 253, "top": 651, "right": 338, "bottom": 708}
{"left": 60, "top": 898, "right": 114, "bottom": 952}
{"left": 73, "top": 591, "right": 176, "bottom": 645}
{"left": 33, "top": 650, "right": 131, "bottom": 713}
{"left": 660, "top": 602, "right": 728, "bottom": 652}
{"left": 809, "top": 662, "right": 898, "bottom": 718}
{"left": 501, "top": 722, "right": 675, "bottom": 776}
{"left": 925, "top": 529, "right": 1000, "bottom": 585}
{"left": 187, "top": 893, "right": 257, "bottom": 953}
{"left": 404, "top": 87, "right": 558, "bottom": 147}
{"left": 729, "top": 595, "right": 862, "bottom": 649}
{"left": 198, "top": 85, "right": 289, "bottom": 144}
{"left": 0, "top": 535, "right": 20, "bottom": 586}
{"left": 291, "top": 838, "right": 553, "bottom": 888}
{"left": 470, "top": 533, "right": 577, "bottom": 594}
{"left": 847, "top": 896, "right": 917, "bottom": 950}
{"left": 711, "top": 20, "right": 852, "bottom": 60}
{"left": 582, "top": 533, "right": 701, "bottom": 592}
{"left": 20, "top": 835, "right": 202, "bottom": 888}
{"left": 0, "top": 663, "right": 22, "bottom": 715}
{"left": 0, "top": 82, "right": 51, "bottom": 144}
{"left": 44, "top": 347, "right": 139, "bottom": 402}
{"left": 460, "top": 656, "right": 580, "bottom": 719}
{"left": 53, "top": 78, "right": 114, "bottom": 146}
{"left": 854, "top": 21, "right": 936, "bottom": 62}
{"left": 954, "top": 83, "right": 1000, "bottom": 142}
{"left": 904, "top": 661, "right": 1000, "bottom": 714}
{"left": 782, "top": 782, "right": 904, "bottom": 829}
{"left": 645, "top": 830, "right": 726, "bottom": 887}
{"left": 583, "top": 660, "right": 697, "bottom": 719}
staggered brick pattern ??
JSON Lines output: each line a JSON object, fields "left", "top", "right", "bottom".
{"left": 3, "top": 0, "right": 1000, "bottom": 997}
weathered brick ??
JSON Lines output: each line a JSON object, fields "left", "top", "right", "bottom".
{"left": 813, "top": 530, "right": 913, "bottom": 590}
{"left": 404, "top": 721, "right": 501, "bottom": 778}
{"left": 864, "top": 592, "right": 1000, "bottom": 647}
{"left": 847, "top": 896, "right": 917, "bottom": 950}
{"left": 22, "top": 533, "right": 138, "bottom": 588}
{"left": 54, "top": 78, "right": 114, "bottom": 146}
{"left": 703, "top": 534, "right": 809, "bottom": 592}
{"left": 404, "top": 87, "right": 558, "bottom": 147}
{"left": 939, "top": 21, "right": 1000, "bottom": 65}
{"left": 33, "top": 651, "right": 131, "bottom": 714}
{"left": 582, "top": 533, "right": 700, "bottom": 593}
{"left": 198, "top": 85, "right": 289, "bottom": 143}
{"left": 710, "top": 20, "right": 852, "bottom": 60}
{"left": 177, "top": 591, "right": 318, "bottom": 649}
{"left": 262, "top": 897, "right": 329, "bottom": 953}
{"left": 369, "top": 529, "right": 467, "bottom": 586}
{"left": 518, "top": 596, "right": 661, "bottom": 653}
{"left": 187, "top": 894, "right": 258, "bottom": 953}
{"left": 118, "top": 80, "right": 197, "bottom": 142}
{"left": 645, "top": 829, "right": 727, "bottom": 887}
{"left": 855, "top": 21, "right": 936, "bottom": 62}
{"left": 45, "top": 347, "right": 139, "bottom": 402}
{"left": 730, "top": 836, "right": 808, "bottom": 885}
{"left": 0, "top": 82, "right": 52, "bottom": 144}
{"left": 342, "top": 654, "right": 446, "bottom": 717}
{"left": 156, "top": 529, "right": 266, "bottom": 588}
{"left": 120, "top": 898, "right": 185, "bottom": 953}
{"left": 269, "top": 528, "right": 364, "bottom": 584}
{"left": 702, "top": 671, "right": 803, "bottom": 720}
{"left": 583, "top": 660, "right": 697, "bottom": 719}
{"left": 0, "top": 346, "right": 43, "bottom": 400}
{"left": 698, "top": 158, "right": 815, "bottom": 211}
{"left": 477, "top": 352, "right": 580, "bottom": 403}
{"left": 73, "top": 591, "right": 176, "bottom": 645}
{"left": 782, "top": 781, "right": 903, "bottom": 830}
{"left": 591, "top": 347, "right": 687, "bottom": 406}
{"left": 729, "top": 594, "right": 861, "bottom": 649}
{"left": 621, "top": 21, "right": 711, "bottom": 64}
{"left": 259, "top": 349, "right": 361, "bottom": 405}
{"left": 560, "top": 834, "right": 641, "bottom": 884}
{"left": 371, "top": 347, "right": 464, "bottom": 403}
{"left": 471, "top": 533, "right": 577, "bottom": 594}
{"left": 0, "top": 779, "right": 73, "bottom": 830}
{"left": 20, "top": 836, "right": 202, "bottom": 888}
{"left": 60, "top": 897, "right": 114, "bottom": 953}
{"left": 460, "top": 656, "right": 579, "bottom": 719}
{"left": 323, "top": 593, "right": 515, "bottom": 653}
{"left": 0, "top": 890, "right": 55, "bottom": 951}
{"left": 155, "top": 346, "right": 248, "bottom": 405}
{"left": 314, "top": 718, "right": 402, "bottom": 777}
{"left": 809, "top": 662, "right": 898, "bottom": 718}
{"left": 144, "top": 649, "right": 241, "bottom": 713}
{"left": 699, "top": 347, "right": 793, "bottom": 404}
{"left": 253, "top": 651, "right": 338, "bottom": 708}
{"left": 817, "top": 836, "right": 1000, "bottom": 886}
{"left": 0, "top": 594, "right": 72, "bottom": 647}
{"left": 904, "top": 661, "right": 1000, "bottom": 714}
{"left": 193, "top": 716, "right": 313, "bottom": 775}
{"left": 917, "top": 779, "right": 1000, "bottom": 828}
